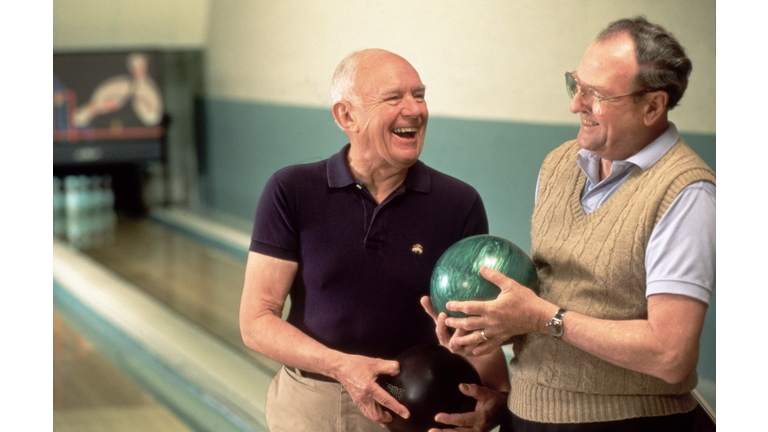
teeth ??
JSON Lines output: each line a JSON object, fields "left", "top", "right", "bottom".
{"left": 582, "top": 120, "right": 598, "bottom": 126}
{"left": 393, "top": 127, "right": 418, "bottom": 133}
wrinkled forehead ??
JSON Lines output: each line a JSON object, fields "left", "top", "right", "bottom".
{"left": 356, "top": 53, "right": 423, "bottom": 94}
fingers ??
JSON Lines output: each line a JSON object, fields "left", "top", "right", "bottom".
{"left": 432, "top": 384, "right": 482, "bottom": 428}
{"left": 372, "top": 383, "right": 410, "bottom": 420}
{"left": 433, "top": 411, "right": 481, "bottom": 429}
{"left": 423, "top": 297, "right": 457, "bottom": 349}
{"left": 444, "top": 329, "right": 482, "bottom": 357}
{"left": 433, "top": 383, "right": 505, "bottom": 430}
{"left": 458, "top": 382, "right": 481, "bottom": 397}
{"left": 450, "top": 328, "right": 484, "bottom": 345}
{"left": 421, "top": 296, "right": 438, "bottom": 320}
{"left": 436, "top": 312, "right": 456, "bottom": 346}
{"left": 378, "top": 359, "right": 401, "bottom": 377}
{"left": 374, "top": 360, "right": 410, "bottom": 419}
{"left": 421, "top": 295, "right": 457, "bottom": 348}
{"left": 343, "top": 357, "right": 410, "bottom": 424}
{"left": 444, "top": 312, "right": 484, "bottom": 331}
{"left": 471, "top": 342, "right": 497, "bottom": 357}
{"left": 357, "top": 399, "right": 390, "bottom": 427}
{"left": 479, "top": 265, "right": 507, "bottom": 285}
{"left": 445, "top": 325, "right": 505, "bottom": 357}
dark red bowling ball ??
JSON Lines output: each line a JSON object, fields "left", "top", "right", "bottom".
{"left": 376, "top": 344, "right": 481, "bottom": 432}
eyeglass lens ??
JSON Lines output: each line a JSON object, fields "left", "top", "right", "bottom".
{"left": 566, "top": 73, "right": 578, "bottom": 99}
{"left": 566, "top": 72, "right": 601, "bottom": 113}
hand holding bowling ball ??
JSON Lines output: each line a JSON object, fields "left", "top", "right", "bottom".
{"left": 430, "top": 235, "right": 539, "bottom": 319}
{"left": 376, "top": 344, "right": 482, "bottom": 432}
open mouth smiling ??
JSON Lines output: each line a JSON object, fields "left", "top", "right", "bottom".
{"left": 393, "top": 127, "right": 418, "bottom": 139}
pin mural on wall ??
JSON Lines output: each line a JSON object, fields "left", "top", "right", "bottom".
{"left": 53, "top": 51, "right": 165, "bottom": 143}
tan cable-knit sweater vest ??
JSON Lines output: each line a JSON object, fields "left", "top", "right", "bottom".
{"left": 509, "top": 138, "right": 715, "bottom": 423}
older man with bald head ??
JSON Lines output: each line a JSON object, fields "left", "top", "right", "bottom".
{"left": 239, "top": 49, "right": 510, "bottom": 431}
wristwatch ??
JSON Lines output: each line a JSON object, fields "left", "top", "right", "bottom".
{"left": 546, "top": 308, "right": 566, "bottom": 338}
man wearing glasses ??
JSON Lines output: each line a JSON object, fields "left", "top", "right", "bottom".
{"left": 435, "top": 16, "right": 715, "bottom": 431}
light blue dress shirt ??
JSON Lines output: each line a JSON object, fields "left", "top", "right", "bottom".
{"left": 537, "top": 123, "right": 715, "bottom": 304}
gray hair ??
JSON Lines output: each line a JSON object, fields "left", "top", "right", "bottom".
{"left": 331, "top": 49, "right": 393, "bottom": 105}
{"left": 597, "top": 16, "right": 692, "bottom": 109}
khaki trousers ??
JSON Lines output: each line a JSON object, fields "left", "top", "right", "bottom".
{"left": 266, "top": 366, "right": 384, "bottom": 432}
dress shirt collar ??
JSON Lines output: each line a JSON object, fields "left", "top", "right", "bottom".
{"left": 576, "top": 122, "right": 680, "bottom": 185}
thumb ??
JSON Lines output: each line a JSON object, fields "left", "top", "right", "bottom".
{"left": 458, "top": 382, "right": 481, "bottom": 398}
{"left": 421, "top": 296, "right": 438, "bottom": 320}
{"left": 379, "top": 360, "right": 401, "bottom": 377}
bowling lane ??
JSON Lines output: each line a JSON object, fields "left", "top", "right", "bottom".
{"left": 81, "top": 216, "right": 281, "bottom": 375}
{"left": 54, "top": 310, "right": 194, "bottom": 432}
{"left": 54, "top": 227, "right": 274, "bottom": 432}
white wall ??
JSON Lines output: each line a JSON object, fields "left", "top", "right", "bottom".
{"left": 53, "top": 0, "right": 210, "bottom": 49}
{"left": 205, "top": 0, "right": 715, "bottom": 134}
{"left": 51, "top": 0, "right": 716, "bottom": 133}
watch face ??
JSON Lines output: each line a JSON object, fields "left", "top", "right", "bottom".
{"left": 548, "top": 320, "right": 563, "bottom": 337}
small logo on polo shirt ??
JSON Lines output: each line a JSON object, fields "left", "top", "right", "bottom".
{"left": 411, "top": 244, "right": 424, "bottom": 254}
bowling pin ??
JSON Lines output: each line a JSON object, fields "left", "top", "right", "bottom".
{"left": 64, "top": 176, "right": 86, "bottom": 248}
{"left": 128, "top": 53, "right": 163, "bottom": 126}
{"left": 53, "top": 177, "right": 66, "bottom": 238}
{"left": 74, "top": 52, "right": 163, "bottom": 128}
{"left": 80, "top": 175, "right": 97, "bottom": 248}
{"left": 103, "top": 175, "right": 117, "bottom": 243}
{"left": 91, "top": 176, "right": 106, "bottom": 246}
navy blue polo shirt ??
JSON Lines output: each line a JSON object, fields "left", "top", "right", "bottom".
{"left": 250, "top": 144, "right": 488, "bottom": 359}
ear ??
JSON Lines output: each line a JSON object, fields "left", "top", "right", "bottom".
{"left": 643, "top": 91, "right": 669, "bottom": 126}
{"left": 332, "top": 101, "right": 358, "bottom": 133}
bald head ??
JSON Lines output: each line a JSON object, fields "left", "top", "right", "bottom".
{"left": 331, "top": 49, "right": 411, "bottom": 104}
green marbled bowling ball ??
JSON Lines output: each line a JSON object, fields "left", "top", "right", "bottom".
{"left": 430, "top": 235, "right": 539, "bottom": 318}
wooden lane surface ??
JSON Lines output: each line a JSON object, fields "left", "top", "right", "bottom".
{"left": 83, "top": 217, "right": 282, "bottom": 375}
{"left": 53, "top": 310, "right": 193, "bottom": 432}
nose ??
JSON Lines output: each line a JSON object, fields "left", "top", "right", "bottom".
{"left": 401, "top": 94, "right": 427, "bottom": 119}
{"left": 569, "top": 90, "right": 589, "bottom": 114}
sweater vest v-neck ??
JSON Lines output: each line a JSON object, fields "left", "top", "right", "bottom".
{"left": 509, "top": 138, "right": 715, "bottom": 423}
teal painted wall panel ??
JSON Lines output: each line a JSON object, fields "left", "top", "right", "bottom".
{"left": 419, "top": 117, "right": 576, "bottom": 252}
{"left": 201, "top": 100, "right": 347, "bottom": 219}
{"left": 201, "top": 99, "right": 716, "bottom": 382}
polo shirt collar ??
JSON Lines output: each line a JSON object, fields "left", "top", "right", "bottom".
{"left": 327, "top": 144, "right": 356, "bottom": 188}
{"left": 327, "top": 144, "right": 431, "bottom": 193}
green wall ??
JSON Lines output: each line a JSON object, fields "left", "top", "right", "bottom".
{"left": 199, "top": 98, "right": 716, "bottom": 385}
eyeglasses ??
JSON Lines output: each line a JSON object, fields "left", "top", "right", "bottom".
{"left": 565, "top": 71, "right": 647, "bottom": 115}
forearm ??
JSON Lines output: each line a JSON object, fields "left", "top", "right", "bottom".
{"left": 239, "top": 252, "right": 351, "bottom": 379}
{"left": 446, "top": 271, "right": 708, "bottom": 385}
{"left": 241, "top": 311, "right": 347, "bottom": 376}
{"left": 487, "top": 278, "right": 707, "bottom": 384}
{"left": 554, "top": 294, "right": 706, "bottom": 383}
